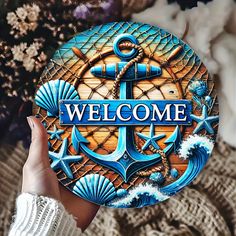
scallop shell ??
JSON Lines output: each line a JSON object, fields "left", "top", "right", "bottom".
{"left": 35, "top": 80, "right": 79, "bottom": 117}
{"left": 73, "top": 174, "right": 116, "bottom": 205}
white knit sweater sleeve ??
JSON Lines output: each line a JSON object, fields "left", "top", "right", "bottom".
{"left": 9, "top": 193, "right": 82, "bottom": 236}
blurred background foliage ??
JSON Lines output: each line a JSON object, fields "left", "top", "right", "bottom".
{"left": 0, "top": 0, "right": 213, "bottom": 147}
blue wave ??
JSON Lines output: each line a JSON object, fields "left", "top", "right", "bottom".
{"left": 108, "top": 183, "right": 169, "bottom": 208}
{"left": 160, "top": 135, "right": 214, "bottom": 195}
{"left": 107, "top": 135, "right": 214, "bottom": 208}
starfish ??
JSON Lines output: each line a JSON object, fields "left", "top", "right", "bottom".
{"left": 191, "top": 105, "right": 219, "bottom": 134}
{"left": 136, "top": 123, "right": 165, "bottom": 151}
{"left": 48, "top": 125, "right": 64, "bottom": 140}
{"left": 49, "top": 138, "right": 82, "bottom": 179}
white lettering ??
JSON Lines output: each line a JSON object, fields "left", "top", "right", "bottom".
{"left": 133, "top": 104, "right": 150, "bottom": 121}
{"left": 65, "top": 104, "right": 87, "bottom": 121}
{"left": 174, "top": 104, "right": 187, "bottom": 121}
{"left": 63, "top": 101, "right": 190, "bottom": 124}
{"left": 88, "top": 104, "right": 101, "bottom": 121}
{"left": 151, "top": 104, "right": 172, "bottom": 121}
{"left": 117, "top": 104, "right": 131, "bottom": 121}
{"left": 103, "top": 104, "right": 116, "bottom": 121}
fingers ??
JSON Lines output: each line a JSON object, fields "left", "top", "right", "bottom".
{"left": 60, "top": 186, "right": 100, "bottom": 231}
{"left": 22, "top": 116, "right": 60, "bottom": 200}
{"left": 25, "top": 116, "right": 99, "bottom": 230}
{"left": 26, "top": 116, "right": 50, "bottom": 169}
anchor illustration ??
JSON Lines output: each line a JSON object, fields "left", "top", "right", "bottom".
{"left": 72, "top": 34, "right": 181, "bottom": 182}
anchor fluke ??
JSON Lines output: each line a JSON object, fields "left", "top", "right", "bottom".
{"left": 163, "top": 126, "right": 182, "bottom": 155}
{"left": 71, "top": 125, "right": 89, "bottom": 153}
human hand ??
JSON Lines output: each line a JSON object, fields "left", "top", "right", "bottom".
{"left": 22, "top": 116, "right": 99, "bottom": 231}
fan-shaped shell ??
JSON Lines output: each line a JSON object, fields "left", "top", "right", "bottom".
{"left": 73, "top": 174, "right": 116, "bottom": 205}
{"left": 35, "top": 80, "right": 79, "bottom": 117}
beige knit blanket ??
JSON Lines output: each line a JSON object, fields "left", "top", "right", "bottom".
{"left": 0, "top": 1, "right": 236, "bottom": 236}
{"left": 0, "top": 139, "right": 235, "bottom": 236}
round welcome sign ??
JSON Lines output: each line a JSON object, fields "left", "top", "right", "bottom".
{"left": 34, "top": 22, "right": 219, "bottom": 208}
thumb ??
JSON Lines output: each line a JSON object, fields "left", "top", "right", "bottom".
{"left": 22, "top": 116, "right": 60, "bottom": 199}
{"left": 26, "top": 116, "right": 50, "bottom": 169}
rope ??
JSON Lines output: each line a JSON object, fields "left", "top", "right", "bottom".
{"left": 136, "top": 144, "right": 170, "bottom": 178}
{"left": 112, "top": 42, "right": 144, "bottom": 99}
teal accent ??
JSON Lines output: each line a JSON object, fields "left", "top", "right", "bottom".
{"left": 113, "top": 33, "right": 139, "bottom": 60}
{"left": 163, "top": 126, "right": 182, "bottom": 155}
{"left": 170, "top": 168, "right": 179, "bottom": 179}
{"left": 49, "top": 138, "right": 82, "bottom": 179}
{"left": 71, "top": 125, "right": 89, "bottom": 153}
{"left": 73, "top": 174, "right": 116, "bottom": 205}
{"left": 47, "top": 125, "right": 64, "bottom": 140}
{"left": 136, "top": 124, "right": 165, "bottom": 151}
{"left": 191, "top": 105, "right": 219, "bottom": 134}
{"left": 150, "top": 172, "right": 165, "bottom": 184}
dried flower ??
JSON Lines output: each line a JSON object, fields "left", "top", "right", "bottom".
{"left": 6, "top": 12, "right": 18, "bottom": 26}
{"left": 73, "top": 0, "right": 121, "bottom": 23}
{"left": 16, "top": 7, "right": 28, "bottom": 20}
{"left": 0, "top": 0, "right": 123, "bottom": 145}
{"left": 23, "top": 56, "right": 35, "bottom": 72}
{"left": 74, "top": 4, "right": 92, "bottom": 20}
{"left": 12, "top": 43, "right": 27, "bottom": 61}
{"left": 11, "top": 41, "right": 45, "bottom": 72}
{"left": 26, "top": 4, "right": 40, "bottom": 21}
{"left": 7, "top": 3, "right": 40, "bottom": 37}
{"left": 26, "top": 43, "right": 40, "bottom": 57}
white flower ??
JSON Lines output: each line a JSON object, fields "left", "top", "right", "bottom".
{"left": 25, "top": 3, "right": 40, "bottom": 15}
{"left": 6, "top": 12, "right": 18, "bottom": 26}
{"left": 38, "top": 51, "right": 47, "bottom": 62}
{"left": 19, "top": 42, "right": 27, "bottom": 51}
{"left": 31, "top": 3, "right": 40, "bottom": 14}
{"left": 11, "top": 43, "right": 27, "bottom": 61}
{"left": 16, "top": 7, "right": 27, "bottom": 20}
{"left": 28, "top": 22, "right": 38, "bottom": 31}
{"left": 11, "top": 41, "right": 44, "bottom": 72}
{"left": 26, "top": 43, "right": 40, "bottom": 57}
{"left": 18, "top": 22, "right": 28, "bottom": 35}
{"left": 6, "top": 4, "right": 40, "bottom": 37}
{"left": 25, "top": 3, "right": 40, "bottom": 21}
{"left": 27, "top": 11, "right": 38, "bottom": 21}
{"left": 23, "top": 56, "right": 35, "bottom": 72}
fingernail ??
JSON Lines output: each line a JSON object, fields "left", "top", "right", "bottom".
{"left": 27, "top": 116, "right": 34, "bottom": 129}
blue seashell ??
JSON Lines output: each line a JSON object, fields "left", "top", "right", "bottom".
{"left": 189, "top": 80, "right": 208, "bottom": 97}
{"left": 116, "top": 188, "right": 128, "bottom": 197}
{"left": 35, "top": 80, "right": 79, "bottom": 117}
{"left": 170, "top": 168, "right": 179, "bottom": 179}
{"left": 150, "top": 172, "right": 165, "bottom": 184}
{"left": 73, "top": 174, "right": 116, "bottom": 205}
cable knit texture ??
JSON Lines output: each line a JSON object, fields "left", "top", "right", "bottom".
{"left": 8, "top": 193, "right": 81, "bottom": 236}
{"left": 0, "top": 140, "right": 235, "bottom": 236}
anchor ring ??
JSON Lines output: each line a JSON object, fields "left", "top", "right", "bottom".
{"left": 113, "top": 33, "right": 139, "bottom": 60}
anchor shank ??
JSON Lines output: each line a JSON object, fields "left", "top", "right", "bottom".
{"left": 117, "top": 80, "right": 135, "bottom": 144}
